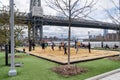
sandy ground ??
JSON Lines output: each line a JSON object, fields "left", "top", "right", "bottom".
{"left": 16, "top": 47, "right": 120, "bottom": 64}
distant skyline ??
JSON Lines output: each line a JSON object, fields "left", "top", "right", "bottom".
{"left": 0, "top": 0, "right": 118, "bottom": 39}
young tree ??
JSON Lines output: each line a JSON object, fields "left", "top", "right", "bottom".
{"left": 0, "top": 5, "right": 27, "bottom": 46}
{"left": 45, "top": 0, "right": 96, "bottom": 64}
{"left": 0, "top": 6, "right": 10, "bottom": 45}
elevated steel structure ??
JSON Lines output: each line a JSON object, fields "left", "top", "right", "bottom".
{"left": 16, "top": 14, "right": 119, "bottom": 30}
{"left": 1, "top": 0, "right": 118, "bottom": 41}
{"left": 28, "top": 0, "right": 120, "bottom": 41}
{"left": 42, "top": 15, "right": 119, "bottom": 30}
{"left": 30, "top": 0, "right": 41, "bottom": 12}
{"left": 28, "top": 15, "right": 119, "bottom": 41}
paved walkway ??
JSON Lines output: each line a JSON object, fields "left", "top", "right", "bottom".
{"left": 100, "top": 72, "right": 120, "bottom": 80}
{"left": 86, "top": 68, "right": 120, "bottom": 80}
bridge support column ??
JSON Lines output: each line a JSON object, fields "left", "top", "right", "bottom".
{"left": 32, "top": 18, "right": 43, "bottom": 42}
{"left": 33, "top": 26, "right": 40, "bottom": 42}
{"left": 39, "top": 25, "right": 43, "bottom": 40}
{"left": 35, "top": 26, "right": 38, "bottom": 41}
{"left": 33, "top": 17, "right": 36, "bottom": 40}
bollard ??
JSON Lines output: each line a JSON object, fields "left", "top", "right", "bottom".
{"left": 5, "top": 45, "right": 8, "bottom": 66}
{"left": 8, "top": 41, "right": 11, "bottom": 53}
{"left": 29, "top": 40, "right": 32, "bottom": 51}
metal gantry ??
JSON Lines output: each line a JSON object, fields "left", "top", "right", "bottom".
{"left": 28, "top": 14, "right": 119, "bottom": 41}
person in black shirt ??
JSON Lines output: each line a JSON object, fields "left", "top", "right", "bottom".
{"left": 88, "top": 42, "right": 91, "bottom": 53}
{"left": 41, "top": 40, "right": 45, "bottom": 50}
{"left": 51, "top": 42, "right": 55, "bottom": 51}
{"left": 32, "top": 40, "right": 35, "bottom": 50}
{"left": 63, "top": 43, "right": 67, "bottom": 55}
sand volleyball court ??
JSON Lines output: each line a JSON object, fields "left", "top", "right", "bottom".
{"left": 16, "top": 47, "right": 120, "bottom": 64}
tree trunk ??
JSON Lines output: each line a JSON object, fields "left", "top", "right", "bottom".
{"left": 68, "top": 0, "right": 71, "bottom": 65}
{"left": 68, "top": 20, "right": 71, "bottom": 65}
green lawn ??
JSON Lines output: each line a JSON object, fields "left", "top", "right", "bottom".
{"left": 0, "top": 52, "right": 120, "bottom": 80}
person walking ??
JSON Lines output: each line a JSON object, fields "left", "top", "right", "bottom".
{"left": 76, "top": 41, "right": 80, "bottom": 54}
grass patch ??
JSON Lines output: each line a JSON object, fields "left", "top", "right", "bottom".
{"left": 0, "top": 52, "right": 120, "bottom": 80}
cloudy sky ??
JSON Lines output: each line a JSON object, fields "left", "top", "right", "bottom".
{"left": 0, "top": 0, "right": 119, "bottom": 39}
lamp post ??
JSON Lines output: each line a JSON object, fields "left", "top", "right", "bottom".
{"left": 88, "top": 31, "right": 90, "bottom": 43}
{"left": 8, "top": 0, "right": 17, "bottom": 76}
{"left": 118, "top": 0, "right": 120, "bottom": 56}
{"left": 61, "top": 34, "right": 63, "bottom": 41}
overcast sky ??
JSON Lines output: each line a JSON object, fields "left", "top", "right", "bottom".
{"left": 0, "top": 0, "right": 119, "bottom": 39}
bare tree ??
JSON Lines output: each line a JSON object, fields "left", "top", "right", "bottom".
{"left": 106, "top": 0, "right": 119, "bottom": 24}
{"left": 102, "top": 0, "right": 120, "bottom": 56}
{"left": 45, "top": 0, "right": 96, "bottom": 64}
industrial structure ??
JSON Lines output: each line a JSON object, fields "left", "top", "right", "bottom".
{"left": 28, "top": 0, "right": 119, "bottom": 41}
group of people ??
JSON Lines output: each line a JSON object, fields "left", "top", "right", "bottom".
{"left": 75, "top": 41, "right": 91, "bottom": 53}
{"left": 26, "top": 39, "right": 120, "bottom": 55}
{"left": 40, "top": 40, "right": 67, "bottom": 55}
{"left": 28, "top": 39, "right": 92, "bottom": 54}
{"left": 58, "top": 42, "right": 67, "bottom": 54}
{"left": 104, "top": 44, "right": 119, "bottom": 49}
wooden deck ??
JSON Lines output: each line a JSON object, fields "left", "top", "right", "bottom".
{"left": 16, "top": 47, "right": 120, "bottom": 64}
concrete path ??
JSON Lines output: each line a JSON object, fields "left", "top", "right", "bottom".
{"left": 86, "top": 68, "right": 120, "bottom": 80}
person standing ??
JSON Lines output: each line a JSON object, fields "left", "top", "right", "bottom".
{"left": 59, "top": 42, "right": 61, "bottom": 51}
{"left": 32, "top": 40, "right": 35, "bottom": 50}
{"left": 88, "top": 42, "right": 91, "bottom": 53}
{"left": 41, "top": 40, "right": 45, "bottom": 53}
{"left": 76, "top": 41, "right": 80, "bottom": 54}
{"left": 63, "top": 43, "right": 67, "bottom": 55}
{"left": 75, "top": 40, "right": 77, "bottom": 48}
{"left": 51, "top": 42, "right": 55, "bottom": 51}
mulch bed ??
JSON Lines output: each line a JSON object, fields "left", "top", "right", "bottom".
{"left": 108, "top": 56, "right": 120, "bottom": 61}
{"left": 51, "top": 64, "right": 87, "bottom": 77}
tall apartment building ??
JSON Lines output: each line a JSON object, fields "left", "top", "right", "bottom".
{"left": 103, "top": 29, "right": 108, "bottom": 36}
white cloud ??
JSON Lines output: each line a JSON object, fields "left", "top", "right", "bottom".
{"left": 0, "top": 0, "right": 9, "bottom": 6}
{"left": 14, "top": 0, "right": 30, "bottom": 12}
{"left": 94, "top": 0, "right": 118, "bottom": 10}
